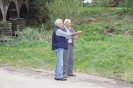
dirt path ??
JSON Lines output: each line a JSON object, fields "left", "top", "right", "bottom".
{"left": 0, "top": 65, "right": 132, "bottom": 88}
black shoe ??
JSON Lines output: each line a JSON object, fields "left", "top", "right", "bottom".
{"left": 67, "top": 73, "right": 76, "bottom": 76}
{"left": 54, "top": 77, "right": 67, "bottom": 81}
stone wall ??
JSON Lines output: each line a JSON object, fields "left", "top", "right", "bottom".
{"left": 0, "top": 0, "right": 29, "bottom": 38}
{"left": 0, "top": 0, "right": 29, "bottom": 21}
{"left": 0, "top": 21, "right": 12, "bottom": 37}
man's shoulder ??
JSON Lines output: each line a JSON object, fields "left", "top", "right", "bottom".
{"left": 70, "top": 27, "right": 73, "bottom": 30}
{"left": 62, "top": 26, "right": 67, "bottom": 31}
{"left": 70, "top": 28, "right": 74, "bottom": 32}
{"left": 54, "top": 27, "right": 61, "bottom": 31}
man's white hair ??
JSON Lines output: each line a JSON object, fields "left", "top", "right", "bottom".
{"left": 64, "top": 19, "right": 71, "bottom": 24}
{"left": 55, "top": 19, "right": 62, "bottom": 25}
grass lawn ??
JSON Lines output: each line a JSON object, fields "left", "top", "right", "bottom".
{"left": 0, "top": 7, "right": 133, "bottom": 83}
{"left": 1, "top": 33, "right": 133, "bottom": 82}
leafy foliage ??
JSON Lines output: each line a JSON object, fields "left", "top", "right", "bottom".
{"left": 12, "top": 24, "right": 52, "bottom": 45}
{"left": 120, "top": 0, "right": 133, "bottom": 12}
{"left": 90, "top": 0, "right": 115, "bottom": 7}
{"left": 45, "top": 0, "right": 81, "bottom": 25}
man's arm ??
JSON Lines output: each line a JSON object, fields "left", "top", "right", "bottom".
{"left": 56, "top": 29, "right": 72, "bottom": 39}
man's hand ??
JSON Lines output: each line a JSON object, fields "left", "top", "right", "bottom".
{"left": 72, "top": 35, "right": 78, "bottom": 39}
{"left": 71, "top": 31, "right": 82, "bottom": 36}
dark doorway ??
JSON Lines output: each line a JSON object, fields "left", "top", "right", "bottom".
{"left": 20, "top": 3, "right": 28, "bottom": 19}
{"left": 0, "top": 9, "right": 3, "bottom": 21}
{"left": 6, "top": 1, "right": 18, "bottom": 21}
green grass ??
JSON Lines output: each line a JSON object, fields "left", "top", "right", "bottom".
{"left": 1, "top": 7, "right": 133, "bottom": 83}
{"left": 72, "top": 19, "right": 133, "bottom": 81}
{"left": 74, "top": 35, "right": 133, "bottom": 80}
{"left": 0, "top": 41, "right": 56, "bottom": 69}
{"left": 1, "top": 32, "right": 133, "bottom": 82}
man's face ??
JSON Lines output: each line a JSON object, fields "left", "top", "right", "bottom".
{"left": 57, "top": 20, "right": 63, "bottom": 29}
{"left": 65, "top": 20, "right": 72, "bottom": 28}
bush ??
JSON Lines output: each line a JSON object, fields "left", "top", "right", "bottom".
{"left": 119, "top": 0, "right": 133, "bottom": 12}
{"left": 45, "top": 0, "right": 81, "bottom": 25}
{"left": 15, "top": 24, "right": 52, "bottom": 43}
{"left": 92, "top": 0, "right": 113, "bottom": 7}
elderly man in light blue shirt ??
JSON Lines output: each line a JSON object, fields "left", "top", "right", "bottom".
{"left": 63, "top": 19, "right": 78, "bottom": 78}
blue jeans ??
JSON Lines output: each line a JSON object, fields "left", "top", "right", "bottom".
{"left": 54, "top": 48, "right": 64, "bottom": 78}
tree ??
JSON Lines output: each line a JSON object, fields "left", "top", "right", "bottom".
{"left": 45, "top": 0, "right": 81, "bottom": 25}
{"left": 28, "top": 0, "right": 53, "bottom": 23}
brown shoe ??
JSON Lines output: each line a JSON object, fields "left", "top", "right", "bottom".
{"left": 67, "top": 73, "right": 76, "bottom": 76}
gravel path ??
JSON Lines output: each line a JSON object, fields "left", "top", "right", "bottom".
{"left": 0, "top": 65, "right": 132, "bottom": 88}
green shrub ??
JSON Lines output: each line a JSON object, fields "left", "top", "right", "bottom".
{"left": 13, "top": 24, "right": 52, "bottom": 44}
{"left": 45, "top": 0, "right": 81, "bottom": 24}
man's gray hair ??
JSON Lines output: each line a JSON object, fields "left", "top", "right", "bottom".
{"left": 55, "top": 19, "right": 62, "bottom": 25}
{"left": 64, "top": 19, "right": 71, "bottom": 24}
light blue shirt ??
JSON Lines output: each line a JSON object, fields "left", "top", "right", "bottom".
{"left": 56, "top": 29, "right": 72, "bottom": 39}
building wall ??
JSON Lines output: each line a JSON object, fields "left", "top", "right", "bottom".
{"left": 0, "top": 0, "right": 29, "bottom": 21}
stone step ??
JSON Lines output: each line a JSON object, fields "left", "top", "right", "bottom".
{"left": 0, "top": 36, "right": 12, "bottom": 42}
{"left": 15, "top": 31, "right": 23, "bottom": 35}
